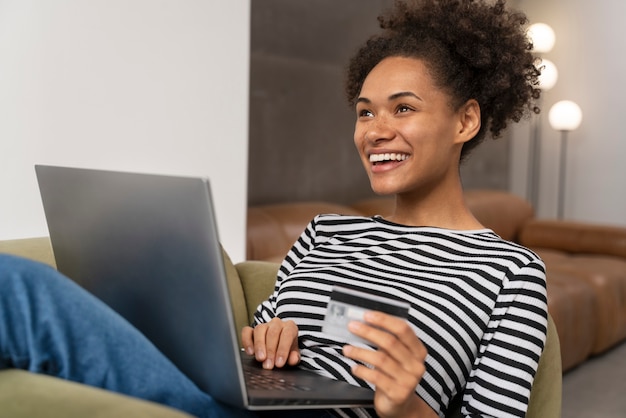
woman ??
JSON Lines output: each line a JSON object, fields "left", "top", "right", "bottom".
{"left": 1, "top": 1, "right": 545, "bottom": 417}
{"left": 242, "top": 0, "right": 545, "bottom": 417}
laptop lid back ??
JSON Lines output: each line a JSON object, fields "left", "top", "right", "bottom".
{"left": 35, "top": 165, "right": 248, "bottom": 407}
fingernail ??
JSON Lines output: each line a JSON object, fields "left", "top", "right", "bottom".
{"left": 276, "top": 356, "right": 285, "bottom": 367}
{"left": 364, "top": 311, "right": 376, "bottom": 321}
{"left": 348, "top": 321, "right": 362, "bottom": 331}
{"left": 263, "top": 359, "right": 273, "bottom": 369}
{"left": 246, "top": 346, "right": 254, "bottom": 355}
{"left": 256, "top": 349, "right": 265, "bottom": 359}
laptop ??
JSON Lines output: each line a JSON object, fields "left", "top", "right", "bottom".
{"left": 35, "top": 165, "right": 374, "bottom": 410}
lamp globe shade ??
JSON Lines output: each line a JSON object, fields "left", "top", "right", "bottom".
{"left": 549, "top": 100, "right": 583, "bottom": 131}
{"left": 528, "top": 23, "right": 556, "bottom": 53}
{"left": 538, "top": 58, "right": 558, "bottom": 90}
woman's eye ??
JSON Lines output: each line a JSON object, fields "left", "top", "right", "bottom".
{"left": 397, "top": 105, "right": 413, "bottom": 113}
{"left": 358, "top": 109, "right": 373, "bottom": 118}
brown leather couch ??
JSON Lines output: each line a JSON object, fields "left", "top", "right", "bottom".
{"left": 247, "top": 189, "right": 626, "bottom": 373}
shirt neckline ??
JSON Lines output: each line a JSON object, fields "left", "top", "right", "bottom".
{"left": 371, "top": 215, "right": 495, "bottom": 235}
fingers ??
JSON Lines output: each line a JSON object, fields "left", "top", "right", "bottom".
{"left": 241, "top": 318, "right": 300, "bottom": 370}
{"left": 268, "top": 318, "right": 299, "bottom": 368}
{"left": 355, "top": 311, "right": 427, "bottom": 361}
{"left": 342, "top": 311, "right": 428, "bottom": 414}
{"left": 287, "top": 333, "right": 301, "bottom": 366}
{"left": 344, "top": 341, "right": 425, "bottom": 416}
{"left": 241, "top": 326, "right": 255, "bottom": 355}
{"left": 344, "top": 341, "right": 426, "bottom": 386}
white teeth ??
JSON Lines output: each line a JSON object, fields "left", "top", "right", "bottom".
{"left": 369, "top": 153, "right": 409, "bottom": 163}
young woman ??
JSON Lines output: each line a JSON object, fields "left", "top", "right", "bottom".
{"left": 1, "top": 1, "right": 545, "bottom": 417}
{"left": 242, "top": 1, "right": 545, "bottom": 417}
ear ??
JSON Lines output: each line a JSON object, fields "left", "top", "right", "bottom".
{"left": 454, "top": 99, "right": 481, "bottom": 144}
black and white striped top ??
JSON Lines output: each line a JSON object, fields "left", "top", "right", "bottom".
{"left": 253, "top": 215, "right": 548, "bottom": 418}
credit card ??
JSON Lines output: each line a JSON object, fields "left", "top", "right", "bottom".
{"left": 322, "top": 286, "right": 410, "bottom": 346}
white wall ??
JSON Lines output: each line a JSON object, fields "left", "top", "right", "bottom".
{"left": 0, "top": 0, "right": 250, "bottom": 261}
{"left": 509, "top": 0, "right": 626, "bottom": 227}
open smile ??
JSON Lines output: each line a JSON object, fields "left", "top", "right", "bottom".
{"left": 369, "top": 153, "right": 410, "bottom": 165}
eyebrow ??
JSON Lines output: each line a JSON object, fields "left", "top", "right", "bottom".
{"left": 356, "top": 91, "right": 423, "bottom": 104}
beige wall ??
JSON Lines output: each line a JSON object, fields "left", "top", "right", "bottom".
{"left": 0, "top": 0, "right": 250, "bottom": 261}
{"left": 509, "top": 0, "right": 626, "bottom": 226}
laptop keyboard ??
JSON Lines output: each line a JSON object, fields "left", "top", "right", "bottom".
{"left": 243, "top": 366, "right": 313, "bottom": 391}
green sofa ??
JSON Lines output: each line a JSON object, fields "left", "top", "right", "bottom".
{"left": 0, "top": 237, "right": 561, "bottom": 417}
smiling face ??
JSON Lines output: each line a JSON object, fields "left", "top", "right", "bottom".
{"left": 354, "top": 56, "right": 479, "bottom": 199}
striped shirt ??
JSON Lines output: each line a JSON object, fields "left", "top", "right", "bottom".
{"left": 253, "top": 215, "right": 548, "bottom": 418}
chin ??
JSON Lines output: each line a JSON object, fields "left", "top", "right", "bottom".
{"left": 369, "top": 183, "right": 400, "bottom": 196}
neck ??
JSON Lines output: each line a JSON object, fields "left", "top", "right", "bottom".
{"left": 387, "top": 182, "right": 483, "bottom": 230}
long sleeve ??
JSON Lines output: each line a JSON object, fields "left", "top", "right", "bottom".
{"left": 461, "top": 260, "right": 548, "bottom": 417}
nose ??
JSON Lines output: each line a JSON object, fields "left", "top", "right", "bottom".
{"left": 364, "top": 115, "right": 395, "bottom": 143}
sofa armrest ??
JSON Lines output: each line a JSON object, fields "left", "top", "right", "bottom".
{"left": 0, "top": 369, "right": 192, "bottom": 418}
{"left": 0, "top": 237, "right": 56, "bottom": 267}
{"left": 526, "top": 313, "right": 562, "bottom": 418}
{"left": 519, "top": 219, "right": 626, "bottom": 259}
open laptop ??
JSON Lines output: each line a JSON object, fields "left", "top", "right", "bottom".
{"left": 35, "top": 165, "right": 374, "bottom": 410}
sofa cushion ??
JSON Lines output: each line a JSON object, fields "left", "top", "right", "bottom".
{"left": 0, "top": 369, "right": 192, "bottom": 417}
{"left": 520, "top": 219, "right": 626, "bottom": 259}
{"left": 544, "top": 270, "right": 595, "bottom": 371}
{"left": 221, "top": 249, "right": 250, "bottom": 346}
{"left": 234, "top": 261, "right": 280, "bottom": 324}
{"left": 543, "top": 254, "right": 626, "bottom": 355}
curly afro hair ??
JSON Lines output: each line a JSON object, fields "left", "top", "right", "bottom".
{"left": 346, "top": 0, "right": 541, "bottom": 160}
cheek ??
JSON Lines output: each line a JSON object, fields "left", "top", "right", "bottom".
{"left": 403, "top": 122, "right": 445, "bottom": 147}
{"left": 353, "top": 125, "right": 366, "bottom": 150}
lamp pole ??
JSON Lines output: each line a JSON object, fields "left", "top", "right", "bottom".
{"left": 557, "top": 130, "right": 568, "bottom": 219}
{"left": 527, "top": 100, "right": 543, "bottom": 210}
{"left": 525, "top": 46, "right": 557, "bottom": 209}
{"left": 526, "top": 22, "right": 557, "bottom": 209}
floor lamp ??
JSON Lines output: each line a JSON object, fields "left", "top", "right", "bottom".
{"left": 548, "top": 100, "right": 583, "bottom": 219}
{"left": 527, "top": 23, "right": 557, "bottom": 209}
{"left": 528, "top": 58, "right": 558, "bottom": 208}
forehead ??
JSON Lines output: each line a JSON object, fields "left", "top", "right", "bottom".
{"left": 359, "top": 56, "right": 440, "bottom": 99}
